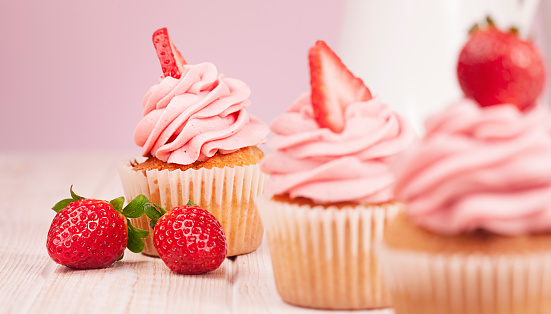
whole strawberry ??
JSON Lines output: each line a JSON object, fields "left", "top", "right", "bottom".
{"left": 145, "top": 202, "right": 227, "bottom": 274}
{"left": 47, "top": 187, "right": 149, "bottom": 269}
{"left": 457, "top": 18, "right": 545, "bottom": 111}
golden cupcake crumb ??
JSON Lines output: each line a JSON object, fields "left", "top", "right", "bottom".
{"left": 133, "top": 146, "right": 264, "bottom": 171}
{"left": 271, "top": 193, "right": 398, "bottom": 209}
{"left": 384, "top": 212, "right": 551, "bottom": 254}
{"left": 271, "top": 194, "right": 360, "bottom": 209}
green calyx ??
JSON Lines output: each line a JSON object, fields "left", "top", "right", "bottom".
{"left": 120, "top": 194, "right": 150, "bottom": 253}
{"left": 144, "top": 202, "right": 168, "bottom": 230}
{"left": 51, "top": 186, "right": 151, "bottom": 254}
{"left": 468, "top": 23, "right": 480, "bottom": 34}
{"left": 468, "top": 16, "right": 494, "bottom": 35}
{"left": 144, "top": 200, "right": 197, "bottom": 230}
{"left": 52, "top": 185, "right": 85, "bottom": 212}
{"left": 126, "top": 218, "right": 149, "bottom": 253}
{"left": 469, "top": 15, "right": 519, "bottom": 36}
{"left": 485, "top": 16, "right": 495, "bottom": 27}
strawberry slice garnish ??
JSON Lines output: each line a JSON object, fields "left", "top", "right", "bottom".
{"left": 309, "top": 40, "right": 372, "bottom": 133}
{"left": 152, "top": 28, "right": 187, "bottom": 79}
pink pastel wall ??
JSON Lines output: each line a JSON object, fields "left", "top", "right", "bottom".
{"left": 3, "top": 1, "right": 550, "bottom": 153}
{"left": 0, "top": 1, "right": 344, "bottom": 152}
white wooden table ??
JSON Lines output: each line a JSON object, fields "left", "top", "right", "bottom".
{"left": 0, "top": 152, "right": 394, "bottom": 314}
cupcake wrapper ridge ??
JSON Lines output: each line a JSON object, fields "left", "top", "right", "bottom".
{"left": 377, "top": 243, "right": 551, "bottom": 314}
{"left": 256, "top": 194, "right": 402, "bottom": 310}
{"left": 118, "top": 159, "right": 266, "bottom": 257}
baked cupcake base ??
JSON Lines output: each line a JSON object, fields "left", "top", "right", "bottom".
{"left": 378, "top": 213, "right": 551, "bottom": 314}
{"left": 378, "top": 244, "right": 551, "bottom": 314}
{"left": 256, "top": 194, "right": 402, "bottom": 310}
{"left": 118, "top": 149, "right": 267, "bottom": 257}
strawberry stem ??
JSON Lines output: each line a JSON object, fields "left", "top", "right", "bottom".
{"left": 70, "top": 185, "right": 84, "bottom": 201}
{"left": 52, "top": 185, "right": 84, "bottom": 212}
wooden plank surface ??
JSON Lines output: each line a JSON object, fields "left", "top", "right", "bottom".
{"left": 0, "top": 152, "right": 394, "bottom": 314}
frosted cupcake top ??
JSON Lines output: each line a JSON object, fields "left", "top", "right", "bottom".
{"left": 395, "top": 99, "right": 551, "bottom": 235}
{"left": 261, "top": 94, "right": 416, "bottom": 204}
{"left": 134, "top": 62, "right": 268, "bottom": 165}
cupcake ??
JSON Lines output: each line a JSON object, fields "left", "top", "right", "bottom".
{"left": 118, "top": 28, "right": 269, "bottom": 257}
{"left": 378, "top": 99, "right": 551, "bottom": 313}
{"left": 256, "top": 41, "right": 416, "bottom": 309}
{"left": 377, "top": 22, "right": 551, "bottom": 314}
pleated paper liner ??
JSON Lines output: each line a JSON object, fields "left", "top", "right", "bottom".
{"left": 377, "top": 243, "right": 551, "bottom": 314}
{"left": 118, "top": 159, "right": 267, "bottom": 257}
{"left": 256, "top": 194, "right": 402, "bottom": 310}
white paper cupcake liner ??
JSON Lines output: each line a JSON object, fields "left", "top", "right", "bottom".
{"left": 255, "top": 194, "right": 402, "bottom": 310}
{"left": 118, "top": 159, "right": 267, "bottom": 257}
{"left": 377, "top": 243, "right": 551, "bottom": 314}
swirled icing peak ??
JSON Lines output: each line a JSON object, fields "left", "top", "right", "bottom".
{"left": 134, "top": 62, "right": 268, "bottom": 165}
{"left": 261, "top": 94, "right": 416, "bottom": 204}
{"left": 395, "top": 99, "right": 551, "bottom": 235}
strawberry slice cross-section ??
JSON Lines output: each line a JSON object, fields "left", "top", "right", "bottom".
{"left": 309, "top": 40, "right": 372, "bottom": 133}
{"left": 152, "top": 27, "right": 187, "bottom": 79}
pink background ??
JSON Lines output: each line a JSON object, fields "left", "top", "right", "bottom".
{"left": 2, "top": 1, "right": 551, "bottom": 153}
{"left": 0, "top": 1, "right": 344, "bottom": 152}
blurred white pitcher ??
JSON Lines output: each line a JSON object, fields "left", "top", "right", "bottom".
{"left": 338, "top": 0, "right": 540, "bottom": 132}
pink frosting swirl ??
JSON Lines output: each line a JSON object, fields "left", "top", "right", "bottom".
{"left": 395, "top": 99, "right": 551, "bottom": 236}
{"left": 261, "top": 94, "right": 416, "bottom": 204}
{"left": 134, "top": 62, "right": 268, "bottom": 164}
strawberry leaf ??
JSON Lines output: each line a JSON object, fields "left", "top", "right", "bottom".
{"left": 129, "top": 220, "right": 149, "bottom": 238}
{"left": 127, "top": 229, "right": 145, "bottom": 253}
{"left": 109, "top": 197, "right": 125, "bottom": 213}
{"left": 52, "top": 198, "right": 74, "bottom": 213}
{"left": 126, "top": 219, "right": 148, "bottom": 253}
{"left": 122, "top": 194, "right": 148, "bottom": 218}
{"left": 117, "top": 252, "right": 124, "bottom": 261}
{"left": 187, "top": 200, "right": 197, "bottom": 206}
{"left": 144, "top": 202, "right": 167, "bottom": 229}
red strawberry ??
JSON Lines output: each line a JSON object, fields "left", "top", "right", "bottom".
{"left": 46, "top": 187, "right": 149, "bottom": 269}
{"left": 152, "top": 27, "right": 187, "bottom": 79}
{"left": 309, "top": 40, "right": 372, "bottom": 133}
{"left": 145, "top": 202, "right": 227, "bottom": 275}
{"left": 457, "top": 19, "right": 545, "bottom": 111}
